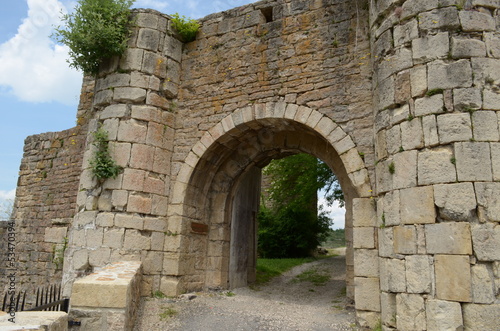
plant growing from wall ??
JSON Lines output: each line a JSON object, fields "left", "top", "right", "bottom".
{"left": 170, "top": 13, "right": 200, "bottom": 42}
{"left": 90, "top": 127, "right": 123, "bottom": 180}
{"left": 52, "top": 237, "right": 68, "bottom": 270}
{"left": 53, "top": 0, "right": 135, "bottom": 75}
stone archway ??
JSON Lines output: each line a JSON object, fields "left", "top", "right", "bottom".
{"left": 170, "top": 102, "right": 375, "bottom": 310}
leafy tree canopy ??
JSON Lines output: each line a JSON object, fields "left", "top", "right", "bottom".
{"left": 53, "top": 0, "right": 135, "bottom": 75}
{"left": 258, "top": 154, "right": 344, "bottom": 258}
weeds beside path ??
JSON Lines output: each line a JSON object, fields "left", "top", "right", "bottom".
{"left": 134, "top": 249, "right": 357, "bottom": 331}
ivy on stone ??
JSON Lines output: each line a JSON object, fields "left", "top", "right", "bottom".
{"left": 90, "top": 127, "right": 123, "bottom": 180}
{"left": 53, "top": 0, "right": 135, "bottom": 75}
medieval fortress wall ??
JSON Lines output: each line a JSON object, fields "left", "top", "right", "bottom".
{"left": 4, "top": 0, "right": 500, "bottom": 329}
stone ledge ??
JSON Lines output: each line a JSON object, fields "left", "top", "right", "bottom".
{"left": 0, "top": 311, "right": 67, "bottom": 331}
{"left": 71, "top": 261, "right": 142, "bottom": 309}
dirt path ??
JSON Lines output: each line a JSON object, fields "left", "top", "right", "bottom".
{"left": 134, "top": 250, "right": 357, "bottom": 331}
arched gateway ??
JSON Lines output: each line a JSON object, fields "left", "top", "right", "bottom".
{"left": 8, "top": 1, "right": 500, "bottom": 329}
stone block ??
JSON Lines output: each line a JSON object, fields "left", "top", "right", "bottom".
{"left": 86, "top": 228, "right": 104, "bottom": 248}
{"left": 426, "top": 299, "right": 463, "bottom": 331}
{"left": 137, "top": 28, "right": 160, "bottom": 51}
{"left": 471, "top": 263, "right": 495, "bottom": 304}
{"left": 386, "top": 124, "right": 402, "bottom": 154}
{"left": 124, "top": 230, "right": 151, "bottom": 250}
{"left": 111, "top": 190, "right": 129, "bottom": 210}
{"left": 160, "top": 276, "right": 181, "bottom": 296}
{"left": 96, "top": 212, "right": 114, "bottom": 227}
{"left": 356, "top": 311, "right": 381, "bottom": 329}
{"left": 412, "top": 32, "right": 449, "bottom": 64}
{"left": 422, "top": 115, "right": 439, "bottom": 147}
{"left": 353, "top": 227, "right": 375, "bottom": 249}
{"left": 492, "top": 143, "right": 500, "bottom": 181}
{"left": 419, "top": 7, "right": 460, "bottom": 32}
{"left": 453, "top": 87, "right": 482, "bottom": 112}
{"left": 472, "top": 111, "right": 499, "bottom": 141}
{"left": 379, "top": 258, "right": 406, "bottom": 293}
{"left": 394, "top": 70, "right": 411, "bottom": 104}
{"left": 103, "top": 228, "right": 125, "bottom": 249}
{"left": 377, "top": 76, "right": 395, "bottom": 111}
{"left": 353, "top": 198, "right": 377, "bottom": 227}
{"left": 394, "top": 19, "right": 418, "bottom": 47}
{"left": 434, "top": 182, "right": 477, "bottom": 221}
{"left": 130, "top": 144, "right": 155, "bottom": 171}
{"left": 452, "top": 38, "right": 486, "bottom": 58}
{"left": 437, "top": 113, "right": 472, "bottom": 144}
{"left": 377, "top": 47, "right": 413, "bottom": 82}
{"left": 340, "top": 148, "right": 364, "bottom": 174}
{"left": 378, "top": 228, "right": 394, "bottom": 258}
{"left": 122, "top": 168, "right": 146, "bottom": 191}
{"left": 473, "top": 58, "right": 500, "bottom": 86}
{"left": 471, "top": 223, "right": 500, "bottom": 261}
{"left": 380, "top": 292, "right": 397, "bottom": 328}
{"left": 71, "top": 261, "right": 142, "bottom": 308}
{"left": 485, "top": 32, "right": 500, "bottom": 58}
{"left": 406, "top": 255, "right": 433, "bottom": 293}
{"left": 383, "top": 190, "right": 400, "bottom": 226}
{"left": 392, "top": 150, "right": 417, "bottom": 190}
{"left": 401, "top": 118, "right": 424, "bottom": 150}
{"left": 119, "top": 48, "right": 144, "bottom": 71}
{"left": 73, "top": 249, "right": 89, "bottom": 270}
{"left": 415, "top": 94, "right": 444, "bottom": 117}
{"left": 89, "top": 247, "right": 111, "bottom": 267}
{"left": 117, "top": 119, "right": 148, "bottom": 144}
{"left": 44, "top": 227, "right": 67, "bottom": 244}
{"left": 0, "top": 311, "right": 68, "bottom": 330}
{"left": 483, "top": 88, "right": 500, "bottom": 110}
{"left": 411, "top": 65, "right": 427, "bottom": 98}
{"left": 428, "top": 60, "right": 472, "bottom": 90}
{"left": 400, "top": 186, "right": 436, "bottom": 224}
{"left": 426, "top": 222, "right": 472, "bottom": 255}
{"left": 459, "top": 10, "right": 496, "bottom": 32}
{"left": 101, "top": 104, "right": 128, "bottom": 119}
{"left": 435, "top": 255, "right": 471, "bottom": 302}
{"left": 376, "top": 130, "right": 388, "bottom": 160}
{"left": 455, "top": 142, "right": 493, "bottom": 181}
{"left": 393, "top": 225, "right": 417, "bottom": 255}
{"left": 127, "top": 194, "right": 152, "bottom": 214}
{"left": 354, "top": 277, "right": 381, "bottom": 312}
{"left": 396, "top": 294, "right": 426, "bottom": 331}
{"left": 354, "top": 249, "right": 379, "bottom": 277}
{"left": 463, "top": 303, "right": 500, "bottom": 331}
{"left": 113, "top": 87, "right": 147, "bottom": 103}
{"left": 115, "top": 213, "right": 143, "bottom": 230}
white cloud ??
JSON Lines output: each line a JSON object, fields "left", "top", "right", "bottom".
{"left": 0, "top": 189, "right": 16, "bottom": 201}
{"left": 0, "top": 0, "right": 82, "bottom": 105}
{"left": 319, "top": 198, "right": 345, "bottom": 229}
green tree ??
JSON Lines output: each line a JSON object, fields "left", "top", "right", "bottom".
{"left": 53, "top": 0, "right": 135, "bottom": 75}
{"left": 258, "top": 154, "right": 343, "bottom": 258}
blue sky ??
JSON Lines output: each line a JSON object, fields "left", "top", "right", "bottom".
{"left": 0, "top": 0, "right": 345, "bottom": 228}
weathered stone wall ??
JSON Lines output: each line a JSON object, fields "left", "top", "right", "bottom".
{"left": 364, "top": 0, "right": 500, "bottom": 329}
{"left": 7, "top": 0, "right": 500, "bottom": 329}
{"left": 0, "top": 77, "right": 94, "bottom": 299}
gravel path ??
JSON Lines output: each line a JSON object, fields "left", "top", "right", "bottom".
{"left": 134, "top": 249, "right": 358, "bottom": 331}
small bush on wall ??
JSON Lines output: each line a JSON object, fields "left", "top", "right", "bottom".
{"left": 53, "top": 0, "right": 135, "bottom": 75}
{"left": 170, "top": 13, "right": 200, "bottom": 42}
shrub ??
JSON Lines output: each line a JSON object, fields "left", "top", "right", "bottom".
{"left": 53, "top": 0, "right": 135, "bottom": 75}
{"left": 170, "top": 13, "right": 200, "bottom": 42}
{"left": 90, "top": 127, "right": 123, "bottom": 180}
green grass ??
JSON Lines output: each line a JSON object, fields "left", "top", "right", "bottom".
{"left": 255, "top": 257, "right": 318, "bottom": 285}
{"left": 321, "top": 229, "right": 346, "bottom": 248}
{"left": 159, "top": 306, "right": 177, "bottom": 320}
{"left": 293, "top": 268, "right": 330, "bottom": 286}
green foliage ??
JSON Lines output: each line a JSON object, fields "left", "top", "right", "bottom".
{"left": 170, "top": 13, "right": 200, "bottom": 42}
{"left": 52, "top": 237, "right": 68, "bottom": 270}
{"left": 159, "top": 306, "right": 177, "bottom": 320}
{"left": 258, "top": 154, "right": 343, "bottom": 258}
{"left": 90, "top": 127, "right": 123, "bottom": 180}
{"left": 53, "top": 0, "right": 135, "bottom": 74}
{"left": 152, "top": 290, "right": 167, "bottom": 299}
{"left": 426, "top": 88, "right": 444, "bottom": 97}
{"left": 388, "top": 162, "right": 396, "bottom": 174}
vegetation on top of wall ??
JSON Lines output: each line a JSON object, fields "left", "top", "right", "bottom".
{"left": 90, "top": 127, "right": 123, "bottom": 180}
{"left": 53, "top": 0, "right": 135, "bottom": 75}
{"left": 170, "top": 13, "right": 200, "bottom": 42}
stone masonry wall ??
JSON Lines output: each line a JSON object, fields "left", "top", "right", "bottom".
{"left": 0, "top": 77, "right": 93, "bottom": 302}
{"left": 365, "top": 0, "right": 500, "bottom": 329}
